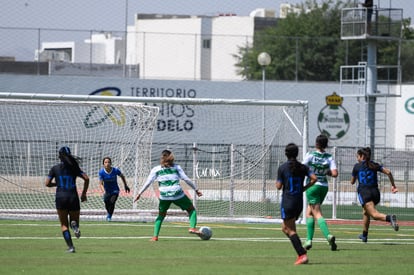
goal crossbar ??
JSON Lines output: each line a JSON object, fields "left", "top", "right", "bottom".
{"left": 0, "top": 92, "right": 308, "bottom": 107}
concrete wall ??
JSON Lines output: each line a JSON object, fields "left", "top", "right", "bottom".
{"left": 1, "top": 74, "right": 413, "bottom": 149}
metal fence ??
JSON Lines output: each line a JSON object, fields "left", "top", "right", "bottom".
{"left": 1, "top": 26, "right": 413, "bottom": 82}
{"left": 1, "top": 141, "right": 413, "bottom": 221}
{"left": 158, "top": 143, "right": 414, "bottom": 221}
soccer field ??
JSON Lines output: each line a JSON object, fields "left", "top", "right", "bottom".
{"left": 0, "top": 220, "right": 413, "bottom": 275}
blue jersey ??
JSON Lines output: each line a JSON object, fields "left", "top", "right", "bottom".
{"left": 277, "top": 160, "right": 313, "bottom": 220}
{"left": 47, "top": 163, "right": 85, "bottom": 211}
{"left": 47, "top": 163, "right": 84, "bottom": 194}
{"left": 99, "top": 167, "right": 123, "bottom": 195}
{"left": 352, "top": 160, "right": 383, "bottom": 191}
{"left": 277, "top": 160, "right": 312, "bottom": 198}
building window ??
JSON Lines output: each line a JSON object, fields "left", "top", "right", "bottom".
{"left": 405, "top": 135, "right": 414, "bottom": 150}
{"left": 203, "top": 39, "right": 211, "bottom": 49}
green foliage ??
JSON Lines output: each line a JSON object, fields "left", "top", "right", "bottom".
{"left": 235, "top": 0, "right": 414, "bottom": 82}
{"left": 400, "top": 18, "right": 414, "bottom": 82}
{"left": 402, "top": 18, "right": 414, "bottom": 40}
{"left": 401, "top": 40, "right": 414, "bottom": 82}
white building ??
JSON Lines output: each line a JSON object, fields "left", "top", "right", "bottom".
{"left": 35, "top": 41, "right": 83, "bottom": 63}
{"left": 35, "top": 32, "right": 125, "bottom": 64}
{"left": 85, "top": 32, "right": 125, "bottom": 64}
{"left": 279, "top": 3, "right": 302, "bottom": 18}
{"left": 127, "top": 10, "right": 277, "bottom": 80}
{"left": 34, "top": 8, "right": 278, "bottom": 81}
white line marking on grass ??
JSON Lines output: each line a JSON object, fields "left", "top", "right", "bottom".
{"left": 2, "top": 236, "right": 414, "bottom": 245}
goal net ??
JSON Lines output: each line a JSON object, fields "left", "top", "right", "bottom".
{"left": 0, "top": 94, "right": 159, "bottom": 220}
{"left": 137, "top": 97, "right": 309, "bottom": 223}
{"left": 0, "top": 94, "right": 308, "bottom": 223}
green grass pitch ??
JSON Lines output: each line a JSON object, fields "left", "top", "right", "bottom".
{"left": 0, "top": 219, "right": 413, "bottom": 275}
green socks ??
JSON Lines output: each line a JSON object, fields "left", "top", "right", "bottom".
{"left": 153, "top": 210, "right": 197, "bottom": 237}
{"left": 189, "top": 209, "right": 197, "bottom": 228}
{"left": 317, "top": 217, "right": 330, "bottom": 239}
{"left": 153, "top": 215, "right": 165, "bottom": 237}
{"left": 306, "top": 217, "right": 315, "bottom": 240}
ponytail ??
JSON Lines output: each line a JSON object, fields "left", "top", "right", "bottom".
{"left": 285, "top": 143, "right": 305, "bottom": 175}
{"left": 358, "top": 147, "right": 380, "bottom": 170}
{"left": 58, "top": 147, "right": 82, "bottom": 176}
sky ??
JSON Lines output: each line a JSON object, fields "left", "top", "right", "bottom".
{"left": 1, "top": 0, "right": 413, "bottom": 30}
{"left": 1, "top": 0, "right": 412, "bottom": 60}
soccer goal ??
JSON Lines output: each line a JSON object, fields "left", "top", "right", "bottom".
{"left": 0, "top": 93, "right": 159, "bottom": 220}
{"left": 133, "top": 96, "right": 309, "bottom": 223}
{"left": 0, "top": 93, "right": 308, "bottom": 223}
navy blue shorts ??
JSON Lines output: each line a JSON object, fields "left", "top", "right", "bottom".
{"left": 104, "top": 193, "right": 119, "bottom": 204}
{"left": 281, "top": 196, "right": 303, "bottom": 220}
{"left": 358, "top": 187, "right": 380, "bottom": 206}
{"left": 55, "top": 193, "right": 80, "bottom": 211}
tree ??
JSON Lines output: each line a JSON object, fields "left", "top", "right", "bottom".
{"left": 234, "top": 0, "right": 414, "bottom": 82}
{"left": 400, "top": 18, "right": 414, "bottom": 82}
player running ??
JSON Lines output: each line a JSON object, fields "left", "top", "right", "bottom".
{"left": 45, "top": 146, "right": 89, "bottom": 253}
{"left": 351, "top": 147, "right": 399, "bottom": 242}
{"left": 302, "top": 134, "right": 338, "bottom": 251}
{"left": 99, "top": 157, "right": 130, "bottom": 221}
{"left": 276, "top": 143, "right": 317, "bottom": 265}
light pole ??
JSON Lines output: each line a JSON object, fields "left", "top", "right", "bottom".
{"left": 257, "top": 52, "right": 271, "bottom": 100}
{"left": 257, "top": 52, "right": 271, "bottom": 201}
{"left": 123, "top": 0, "right": 129, "bottom": 77}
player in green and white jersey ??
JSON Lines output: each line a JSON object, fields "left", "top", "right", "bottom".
{"left": 134, "top": 149, "right": 203, "bottom": 241}
{"left": 302, "top": 135, "right": 338, "bottom": 251}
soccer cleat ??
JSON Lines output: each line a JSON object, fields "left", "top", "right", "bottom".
{"left": 303, "top": 240, "right": 312, "bottom": 250}
{"left": 294, "top": 254, "right": 308, "bottom": 265}
{"left": 358, "top": 234, "right": 367, "bottom": 243}
{"left": 328, "top": 235, "right": 337, "bottom": 251}
{"left": 150, "top": 236, "right": 158, "bottom": 241}
{"left": 70, "top": 220, "right": 81, "bottom": 239}
{"left": 188, "top": 228, "right": 202, "bottom": 236}
{"left": 390, "top": 215, "right": 399, "bottom": 231}
{"left": 66, "top": 246, "right": 75, "bottom": 253}
{"left": 106, "top": 214, "right": 112, "bottom": 222}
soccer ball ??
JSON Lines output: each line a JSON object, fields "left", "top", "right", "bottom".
{"left": 199, "top": 226, "right": 213, "bottom": 240}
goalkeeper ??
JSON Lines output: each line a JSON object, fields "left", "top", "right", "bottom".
{"left": 98, "top": 157, "right": 130, "bottom": 221}
{"left": 134, "top": 149, "right": 203, "bottom": 241}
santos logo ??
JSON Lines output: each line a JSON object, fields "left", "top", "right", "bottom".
{"left": 83, "top": 87, "right": 126, "bottom": 129}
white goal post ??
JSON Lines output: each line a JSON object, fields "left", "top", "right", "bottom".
{"left": 0, "top": 93, "right": 308, "bottom": 223}
{"left": 0, "top": 93, "right": 159, "bottom": 220}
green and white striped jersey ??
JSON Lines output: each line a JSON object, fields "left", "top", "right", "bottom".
{"left": 302, "top": 150, "right": 337, "bottom": 187}
{"left": 138, "top": 164, "right": 197, "bottom": 200}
